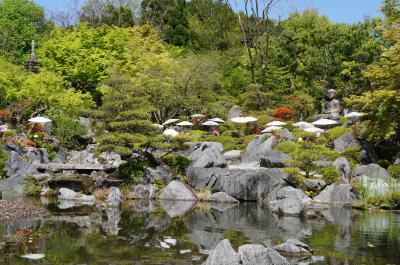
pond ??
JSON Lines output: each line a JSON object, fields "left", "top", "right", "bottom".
{"left": 0, "top": 197, "right": 399, "bottom": 265}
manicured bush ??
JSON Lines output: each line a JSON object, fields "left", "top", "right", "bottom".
{"left": 283, "top": 167, "right": 303, "bottom": 187}
{"left": 117, "top": 161, "right": 149, "bottom": 183}
{"left": 206, "top": 135, "right": 236, "bottom": 151}
{"left": 162, "top": 154, "right": 190, "bottom": 171}
{"left": 0, "top": 150, "right": 9, "bottom": 179}
{"left": 274, "top": 141, "right": 300, "bottom": 156}
{"left": 325, "top": 126, "right": 352, "bottom": 143}
{"left": 274, "top": 107, "right": 294, "bottom": 121}
{"left": 388, "top": 164, "right": 400, "bottom": 179}
{"left": 316, "top": 166, "right": 340, "bottom": 185}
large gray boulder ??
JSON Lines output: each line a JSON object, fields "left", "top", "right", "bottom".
{"left": 223, "top": 150, "right": 241, "bottom": 163}
{"left": 106, "top": 187, "right": 122, "bottom": 207}
{"left": 242, "top": 136, "right": 277, "bottom": 166}
{"left": 159, "top": 180, "right": 197, "bottom": 201}
{"left": 333, "top": 157, "right": 351, "bottom": 182}
{"left": 188, "top": 167, "right": 286, "bottom": 202}
{"left": 0, "top": 148, "right": 49, "bottom": 194}
{"left": 313, "top": 184, "right": 357, "bottom": 205}
{"left": 273, "top": 239, "right": 312, "bottom": 256}
{"left": 189, "top": 142, "right": 227, "bottom": 168}
{"left": 203, "top": 239, "right": 240, "bottom": 265}
{"left": 260, "top": 151, "right": 291, "bottom": 168}
{"left": 144, "top": 164, "right": 172, "bottom": 185}
{"left": 228, "top": 105, "right": 242, "bottom": 121}
{"left": 58, "top": 188, "right": 95, "bottom": 202}
{"left": 269, "top": 187, "right": 312, "bottom": 216}
{"left": 334, "top": 132, "right": 359, "bottom": 152}
{"left": 98, "top": 151, "right": 125, "bottom": 167}
{"left": 279, "top": 129, "right": 293, "bottom": 141}
{"left": 394, "top": 152, "right": 400, "bottom": 164}
{"left": 353, "top": 163, "right": 390, "bottom": 181}
{"left": 128, "top": 184, "right": 156, "bottom": 199}
{"left": 238, "top": 244, "right": 290, "bottom": 265}
{"left": 304, "top": 179, "right": 326, "bottom": 192}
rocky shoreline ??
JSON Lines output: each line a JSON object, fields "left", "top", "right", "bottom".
{"left": 0, "top": 200, "right": 47, "bottom": 221}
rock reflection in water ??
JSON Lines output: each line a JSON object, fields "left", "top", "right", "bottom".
{"left": 0, "top": 198, "right": 399, "bottom": 265}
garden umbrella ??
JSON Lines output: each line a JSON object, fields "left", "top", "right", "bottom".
{"left": 231, "top": 116, "right": 258, "bottom": 123}
{"left": 292, "top": 121, "right": 314, "bottom": 129}
{"left": 0, "top": 125, "right": 10, "bottom": 132}
{"left": 28, "top": 116, "right": 52, "bottom": 123}
{"left": 345, "top": 112, "right": 364, "bottom": 119}
{"left": 312, "top": 118, "right": 338, "bottom": 127}
{"left": 261, "top": 126, "right": 282, "bottom": 133}
{"left": 191, "top": 114, "right": 205, "bottom": 118}
{"left": 210, "top": 118, "right": 225, "bottom": 123}
{"left": 162, "top": 119, "right": 179, "bottom": 126}
{"left": 163, "top": 129, "right": 179, "bottom": 137}
{"left": 202, "top": 121, "right": 220, "bottom": 126}
{"left": 304, "top": 127, "right": 325, "bottom": 134}
{"left": 177, "top": 121, "right": 193, "bottom": 126}
{"left": 266, "top": 121, "right": 287, "bottom": 126}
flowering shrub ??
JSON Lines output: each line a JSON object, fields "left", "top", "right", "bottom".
{"left": 274, "top": 107, "right": 294, "bottom": 121}
{"left": 0, "top": 109, "right": 10, "bottom": 117}
{"left": 19, "top": 139, "right": 37, "bottom": 147}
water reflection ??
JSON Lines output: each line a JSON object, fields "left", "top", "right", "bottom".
{"left": 0, "top": 198, "right": 399, "bottom": 265}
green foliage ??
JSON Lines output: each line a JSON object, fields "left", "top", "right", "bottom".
{"left": 24, "top": 177, "right": 43, "bottom": 196}
{"left": 362, "top": 191, "right": 400, "bottom": 210}
{"left": 275, "top": 141, "right": 300, "bottom": 156}
{"left": 325, "top": 126, "right": 353, "bottom": 143}
{"left": 283, "top": 167, "right": 303, "bottom": 187}
{"left": 0, "top": 0, "right": 51, "bottom": 62}
{"left": 388, "top": 164, "right": 400, "bottom": 179}
{"left": 48, "top": 151, "right": 57, "bottom": 161}
{"left": 162, "top": 154, "right": 190, "bottom": 173}
{"left": 316, "top": 166, "right": 340, "bottom": 185}
{"left": 117, "top": 161, "right": 149, "bottom": 183}
{"left": 0, "top": 150, "right": 9, "bottom": 179}
{"left": 48, "top": 110, "right": 88, "bottom": 150}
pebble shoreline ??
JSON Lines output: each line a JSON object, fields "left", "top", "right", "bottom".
{"left": 0, "top": 200, "right": 47, "bottom": 221}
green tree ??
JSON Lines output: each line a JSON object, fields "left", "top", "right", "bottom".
{"left": 0, "top": 0, "right": 51, "bottom": 62}
{"left": 346, "top": 0, "right": 400, "bottom": 143}
{"left": 95, "top": 70, "right": 156, "bottom": 157}
{"left": 141, "top": 0, "right": 191, "bottom": 46}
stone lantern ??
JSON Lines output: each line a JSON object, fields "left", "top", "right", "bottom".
{"left": 24, "top": 40, "right": 40, "bottom": 74}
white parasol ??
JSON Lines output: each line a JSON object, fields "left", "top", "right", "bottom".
{"left": 177, "top": 121, "right": 194, "bottom": 126}
{"left": 162, "top": 119, "right": 179, "bottom": 126}
{"left": 292, "top": 121, "right": 314, "bottom": 129}
{"left": 28, "top": 116, "right": 52, "bottom": 123}
{"left": 266, "top": 121, "right": 287, "bottom": 126}
{"left": 163, "top": 129, "right": 179, "bottom": 137}
{"left": 231, "top": 116, "right": 258, "bottom": 123}
{"left": 345, "top": 112, "right": 364, "bottom": 119}
{"left": 210, "top": 118, "right": 225, "bottom": 123}
{"left": 312, "top": 118, "right": 338, "bottom": 127}
{"left": 261, "top": 126, "right": 282, "bottom": 133}
{"left": 202, "top": 121, "right": 220, "bottom": 126}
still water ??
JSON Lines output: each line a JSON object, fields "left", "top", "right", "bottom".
{"left": 0, "top": 197, "right": 399, "bottom": 265}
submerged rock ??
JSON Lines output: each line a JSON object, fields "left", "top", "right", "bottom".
{"left": 202, "top": 239, "right": 290, "bottom": 265}
{"left": 160, "top": 200, "right": 196, "bottom": 218}
{"left": 206, "top": 192, "right": 239, "bottom": 203}
{"left": 313, "top": 184, "right": 357, "bottom": 205}
{"left": 269, "top": 187, "right": 312, "bottom": 216}
{"left": 273, "top": 239, "right": 313, "bottom": 256}
{"left": 203, "top": 239, "right": 240, "bottom": 265}
{"left": 58, "top": 188, "right": 95, "bottom": 202}
{"left": 159, "top": 180, "right": 197, "bottom": 201}
{"left": 239, "top": 244, "right": 290, "bottom": 265}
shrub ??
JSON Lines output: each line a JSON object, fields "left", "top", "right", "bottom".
{"left": 274, "top": 141, "right": 300, "bottom": 156}
{"left": 377, "top": 159, "right": 391, "bottom": 169}
{"left": 117, "top": 161, "right": 149, "bottom": 183}
{"left": 206, "top": 136, "right": 236, "bottom": 151}
{"left": 0, "top": 110, "right": 10, "bottom": 117}
{"left": 24, "top": 178, "right": 43, "bottom": 196}
{"left": 316, "top": 166, "right": 340, "bottom": 185}
{"left": 283, "top": 167, "right": 303, "bottom": 187}
{"left": 388, "top": 164, "right": 400, "bottom": 179}
{"left": 48, "top": 151, "right": 57, "bottom": 161}
{"left": 363, "top": 191, "right": 400, "bottom": 210}
{"left": 162, "top": 154, "right": 190, "bottom": 172}
{"left": 0, "top": 150, "right": 9, "bottom": 179}
{"left": 2, "top": 130, "right": 16, "bottom": 138}
{"left": 19, "top": 139, "right": 37, "bottom": 147}
{"left": 274, "top": 107, "right": 294, "bottom": 121}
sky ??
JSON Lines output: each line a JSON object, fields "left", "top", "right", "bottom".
{"left": 34, "top": 0, "right": 383, "bottom": 24}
